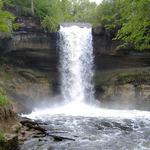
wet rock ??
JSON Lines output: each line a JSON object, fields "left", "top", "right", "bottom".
{"left": 100, "top": 121, "right": 113, "bottom": 128}
{"left": 17, "top": 117, "right": 48, "bottom": 145}
{"left": 112, "top": 122, "right": 132, "bottom": 131}
{"left": 92, "top": 26, "right": 105, "bottom": 36}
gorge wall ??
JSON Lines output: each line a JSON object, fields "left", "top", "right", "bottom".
{"left": 0, "top": 18, "right": 150, "bottom": 111}
{"left": 1, "top": 25, "right": 149, "bottom": 71}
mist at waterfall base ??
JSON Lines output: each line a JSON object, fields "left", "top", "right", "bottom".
{"left": 24, "top": 24, "right": 150, "bottom": 120}
{"left": 22, "top": 25, "right": 150, "bottom": 150}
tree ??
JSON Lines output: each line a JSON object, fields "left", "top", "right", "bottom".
{"left": 31, "top": 0, "right": 34, "bottom": 15}
{"left": 3, "top": 0, "right": 98, "bottom": 31}
{"left": 96, "top": 0, "right": 150, "bottom": 50}
{"left": 38, "top": 0, "right": 64, "bottom": 31}
{"left": 60, "top": 0, "right": 74, "bottom": 22}
{"left": 115, "top": 0, "right": 150, "bottom": 50}
{"left": 36, "top": 0, "right": 98, "bottom": 31}
{"left": 72, "top": 0, "right": 98, "bottom": 25}
{"left": 0, "top": 0, "right": 14, "bottom": 33}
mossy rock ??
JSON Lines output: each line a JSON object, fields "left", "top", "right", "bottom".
{"left": 116, "top": 71, "right": 150, "bottom": 85}
{"left": 95, "top": 67, "right": 150, "bottom": 88}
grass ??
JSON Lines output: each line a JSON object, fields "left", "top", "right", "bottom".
{"left": 115, "top": 68, "right": 150, "bottom": 84}
{"left": 0, "top": 132, "right": 5, "bottom": 141}
{"left": 0, "top": 87, "right": 9, "bottom": 106}
{"left": 95, "top": 67, "right": 150, "bottom": 87}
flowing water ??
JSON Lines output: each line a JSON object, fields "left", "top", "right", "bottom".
{"left": 59, "top": 23, "right": 94, "bottom": 103}
{"left": 22, "top": 24, "right": 150, "bottom": 150}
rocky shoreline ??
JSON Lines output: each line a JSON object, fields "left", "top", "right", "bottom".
{"left": 0, "top": 115, "right": 78, "bottom": 150}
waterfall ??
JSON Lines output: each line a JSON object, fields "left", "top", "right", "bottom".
{"left": 23, "top": 25, "right": 150, "bottom": 141}
{"left": 59, "top": 23, "right": 94, "bottom": 103}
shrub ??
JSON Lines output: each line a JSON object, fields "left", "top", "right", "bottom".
{"left": 0, "top": 87, "right": 9, "bottom": 106}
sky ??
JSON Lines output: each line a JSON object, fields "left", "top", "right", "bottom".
{"left": 90, "top": 0, "right": 103, "bottom": 4}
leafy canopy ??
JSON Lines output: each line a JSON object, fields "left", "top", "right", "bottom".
{"left": 3, "top": 0, "right": 150, "bottom": 50}
{"left": 115, "top": 0, "right": 150, "bottom": 50}
{"left": 4, "top": 0, "right": 97, "bottom": 31}
{"left": 96, "top": 0, "right": 150, "bottom": 50}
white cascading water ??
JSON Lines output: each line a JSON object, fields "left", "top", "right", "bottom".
{"left": 59, "top": 24, "right": 94, "bottom": 103}
{"left": 23, "top": 24, "right": 150, "bottom": 121}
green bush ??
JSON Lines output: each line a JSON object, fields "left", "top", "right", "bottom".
{"left": 96, "top": 0, "right": 150, "bottom": 50}
{"left": 0, "top": 0, "right": 15, "bottom": 33}
{"left": 0, "top": 87, "right": 9, "bottom": 106}
{"left": 0, "top": 132, "right": 5, "bottom": 141}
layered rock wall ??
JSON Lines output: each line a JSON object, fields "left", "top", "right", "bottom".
{"left": 0, "top": 20, "right": 149, "bottom": 110}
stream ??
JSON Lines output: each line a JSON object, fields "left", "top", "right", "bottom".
{"left": 21, "top": 115, "right": 150, "bottom": 150}
{"left": 21, "top": 23, "right": 150, "bottom": 150}
{"left": 22, "top": 104, "right": 150, "bottom": 150}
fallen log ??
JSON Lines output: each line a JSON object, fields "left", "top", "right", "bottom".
{"left": 20, "top": 119, "right": 39, "bottom": 126}
{"left": 47, "top": 134, "right": 75, "bottom": 141}
{"left": 19, "top": 118, "right": 75, "bottom": 141}
{"left": 20, "top": 118, "right": 46, "bottom": 133}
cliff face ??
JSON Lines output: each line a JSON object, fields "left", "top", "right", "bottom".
{"left": 1, "top": 25, "right": 149, "bottom": 72}
{"left": 95, "top": 68, "right": 150, "bottom": 110}
{"left": 2, "top": 32, "right": 58, "bottom": 71}
{"left": 92, "top": 26, "right": 150, "bottom": 70}
{"left": 0, "top": 22, "right": 150, "bottom": 111}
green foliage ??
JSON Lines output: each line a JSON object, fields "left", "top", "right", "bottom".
{"left": 95, "top": 67, "right": 150, "bottom": 87}
{"left": 72, "top": 0, "right": 98, "bottom": 25}
{"left": 39, "top": 0, "right": 65, "bottom": 31}
{"left": 96, "top": 0, "right": 150, "bottom": 50}
{"left": 3, "top": 0, "right": 150, "bottom": 50}
{"left": 5, "top": 0, "right": 97, "bottom": 32}
{"left": 41, "top": 15, "right": 59, "bottom": 32}
{"left": 41, "top": 0, "right": 98, "bottom": 31}
{"left": 0, "top": 0, "right": 15, "bottom": 33}
{"left": 115, "top": 0, "right": 150, "bottom": 50}
{"left": 60, "top": 0, "right": 74, "bottom": 21}
{"left": 3, "top": 0, "right": 14, "bottom": 6}
{"left": 35, "top": 0, "right": 72, "bottom": 31}
{"left": 96, "top": 0, "right": 124, "bottom": 29}
{"left": 14, "top": 0, "right": 33, "bottom": 15}
{"left": 0, "top": 87, "right": 9, "bottom": 106}
{"left": 0, "top": 132, "right": 5, "bottom": 141}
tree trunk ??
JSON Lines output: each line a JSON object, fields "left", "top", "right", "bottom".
{"left": 31, "top": 0, "right": 34, "bottom": 16}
